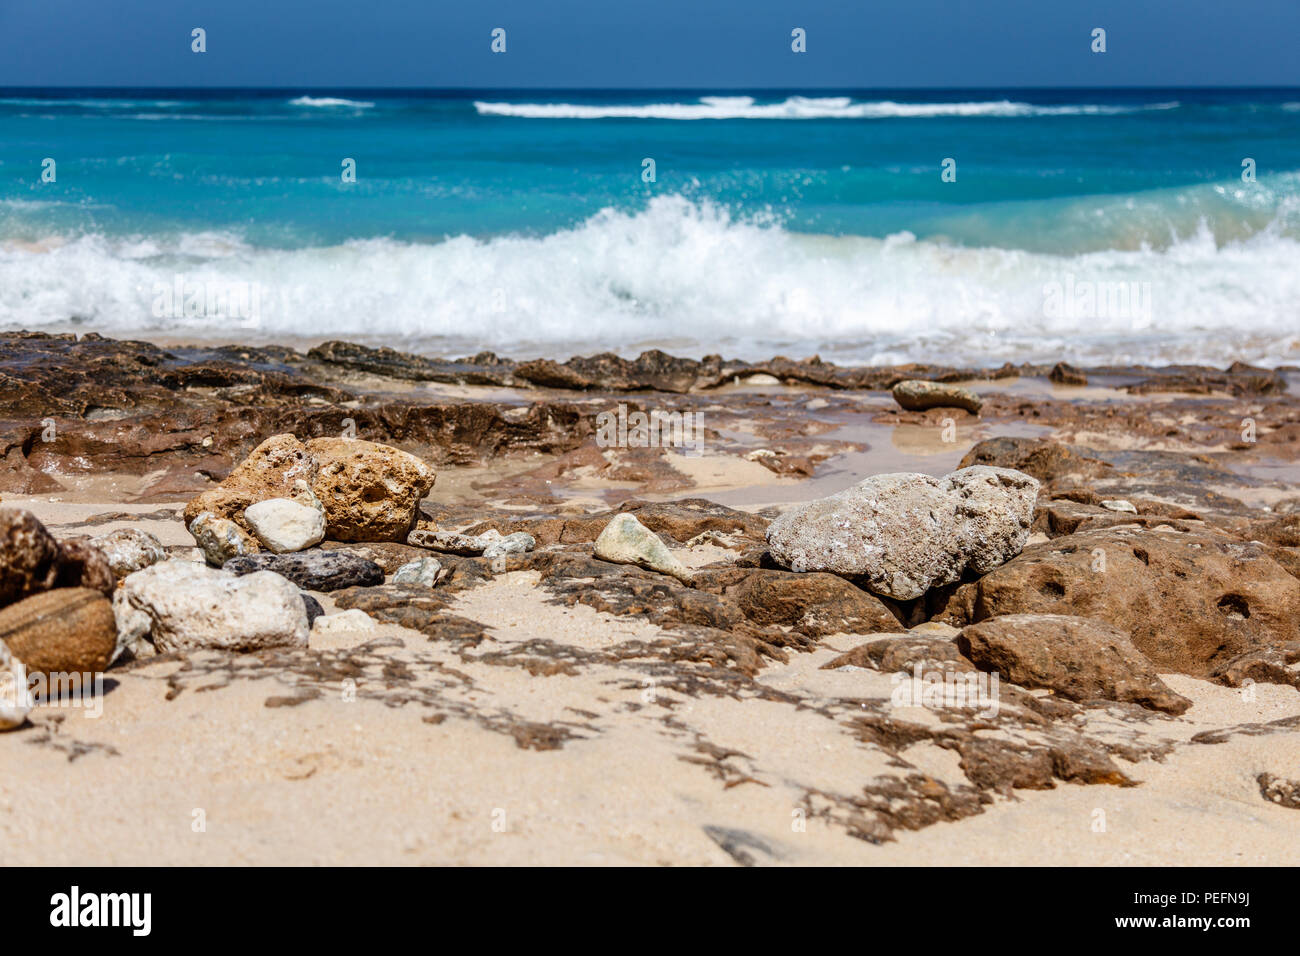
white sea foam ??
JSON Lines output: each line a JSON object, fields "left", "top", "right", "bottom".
{"left": 473, "top": 96, "right": 1179, "bottom": 120}
{"left": 2, "top": 195, "right": 1298, "bottom": 367}
{"left": 287, "top": 96, "right": 375, "bottom": 108}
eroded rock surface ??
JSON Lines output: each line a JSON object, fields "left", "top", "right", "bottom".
{"left": 0, "top": 509, "right": 113, "bottom": 606}
{"left": 113, "top": 560, "right": 310, "bottom": 656}
{"left": 223, "top": 550, "right": 384, "bottom": 591}
{"left": 959, "top": 614, "right": 1191, "bottom": 714}
{"left": 307, "top": 437, "right": 435, "bottom": 542}
{"left": 766, "top": 467, "right": 1038, "bottom": 600}
{"left": 181, "top": 434, "right": 317, "bottom": 530}
{"left": 937, "top": 527, "right": 1300, "bottom": 681}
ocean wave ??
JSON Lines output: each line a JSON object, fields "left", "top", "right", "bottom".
{"left": 0, "top": 98, "right": 188, "bottom": 109}
{"left": 473, "top": 96, "right": 1180, "bottom": 120}
{"left": 2, "top": 195, "right": 1297, "bottom": 367}
{"left": 287, "top": 96, "right": 375, "bottom": 109}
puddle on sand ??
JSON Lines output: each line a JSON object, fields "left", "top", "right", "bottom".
{"left": 706, "top": 414, "right": 1054, "bottom": 509}
{"left": 1216, "top": 457, "right": 1300, "bottom": 506}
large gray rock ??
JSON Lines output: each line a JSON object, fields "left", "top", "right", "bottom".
{"left": 765, "top": 466, "right": 1039, "bottom": 600}
{"left": 112, "top": 560, "right": 309, "bottom": 656}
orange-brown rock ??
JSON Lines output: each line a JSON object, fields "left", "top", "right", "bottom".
{"left": 938, "top": 527, "right": 1300, "bottom": 681}
{"left": 306, "top": 437, "right": 436, "bottom": 542}
{"left": 958, "top": 614, "right": 1191, "bottom": 714}
{"left": 0, "top": 587, "right": 118, "bottom": 677}
{"left": 182, "top": 434, "right": 317, "bottom": 530}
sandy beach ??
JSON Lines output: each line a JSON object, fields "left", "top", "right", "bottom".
{"left": 2, "top": 333, "right": 1298, "bottom": 866}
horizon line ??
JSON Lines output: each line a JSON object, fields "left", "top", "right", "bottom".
{"left": 2, "top": 84, "right": 1299, "bottom": 92}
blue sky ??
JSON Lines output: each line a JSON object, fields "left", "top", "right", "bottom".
{"left": 1, "top": 0, "right": 1297, "bottom": 88}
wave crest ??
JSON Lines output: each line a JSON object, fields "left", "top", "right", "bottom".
{"left": 473, "top": 96, "right": 1180, "bottom": 120}
{"left": 2, "top": 195, "right": 1297, "bottom": 367}
{"left": 287, "top": 96, "right": 374, "bottom": 108}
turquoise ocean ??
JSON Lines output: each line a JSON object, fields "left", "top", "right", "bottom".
{"left": 2, "top": 88, "right": 1299, "bottom": 366}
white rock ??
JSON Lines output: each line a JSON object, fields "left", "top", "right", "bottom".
{"left": 0, "top": 641, "right": 32, "bottom": 731}
{"left": 312, "top": 609, "right": 377, "bottom": 636}
{"left": 482, "top": 532, "right": 535, "bottom": 559}
{"left": 593, "top": 513, "right": 693, "bottom": 584}
{"left": 112, "top": 559, "right": 309, "bottom": 655}
{"left": 391, "top": 557, "right": 444, "bottom": 587}
{"left": 765, "top": 465, "right": 1039, "bottom": 600}
{"left": 244, "top": 498, "right": 325, "bottom": 553}
{"left": 88, "top": 527, "right": 168, "bottom": 579}
{"left": 1101, "top": 499, "right": 1138, "bottom": 513}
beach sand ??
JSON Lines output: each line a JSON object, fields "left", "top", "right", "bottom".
{"left": 3, "top": 490, "right": 1298, "bottom": 866}
{"left": 2, "top": 335, "right": 1299, "bottom": 866}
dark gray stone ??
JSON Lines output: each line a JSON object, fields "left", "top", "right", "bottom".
{"left": 300, "top": 593, "right": 325, "bottom": 626}
{"left": 223, "top": 550, "right": 383, "bottom": 591}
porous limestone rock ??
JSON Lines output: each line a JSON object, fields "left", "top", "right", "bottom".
{"left": 765, "top": 466, "right": 1039, "bottom": 600}
{"left": 306, "top": 437, "right": 435, "bottom": 542}
{"left": 406, "top": 528, "right": 534, "bottom": 559}
{"left": 88, "top": 528, "right": 168, "bottom": 580}
{"left": 958, "top": 613, "right": 1191, "bottom": 715}
{"left": 937, "top": 526, "right": 1300, "bottom": 681}
{"left": 181, "top": 434, "right": 318, "bottom": 531}
{"left": 189, "top": 511, "right": 260, "bottom": 566}
{"left": 112, "top": 560, "right": 309, "bottom": 656}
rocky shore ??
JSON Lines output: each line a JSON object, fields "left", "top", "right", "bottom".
{"left": 1, "top": 330, "right": 1299, "bottom": 865}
